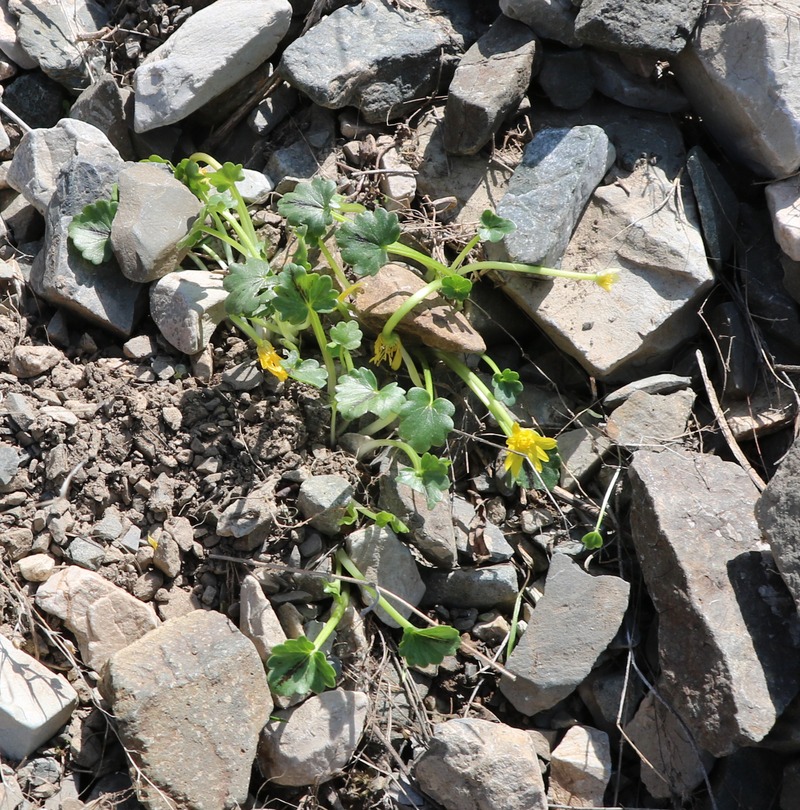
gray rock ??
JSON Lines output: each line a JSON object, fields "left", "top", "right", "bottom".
{"left": 674, "top": 2, "right": 800, "bottom": 178}
{"left": 0, "top": 443, "right": 20, "bottom": 485}
{"left": 239, "top": 574, "right": 286, "bottom": 662}
{"left": 7, "top": 344, "right": 62, "bottom": 377}
{"left": 414, "top": 717, "right": 547, "bottom": 810}
{"left": 500, "top": 0, "right": 579, "bottom": 47}
{"left": 577, "top": 664, "right": 645, "bottom": 736}
{"left": 248, "top": 80, "right": 298, "bottom": 136}
{"left": 489, "top": 125, "right": 615, "bottom": 268}
{"left": 768, "top": 175, "right": 800, "bottom": 263}
{"left": 134, "top": 0, "right": 292, "bottom": 132}
{"left": 629, "top": 449, "right": 800, "bottom": 756}
{"left": 537, "top": 50, "right": 594, "bottom": 111}
{"left": 574, "top": 0, "right": 703, "bottom": 55}
{"left": 297, "top": 474, "right": 353, "bottom": 536}
{"left": 110, "top": 163, "right": 201, "bottom": 282}
{"left": 216, "top": 481, "right": 276, "bottom": 547}
{"left": 557, "top": 426, "right": 612, "bottom": 492}
{"left": 279, "top": 0, "right": 465, "bottom": 124}
{"left": 236, "top": 168, "right": 274, "bottom": 205}
{"left": 103, "top": 611, "right": 271, "bottom": 810}
{"left": 3, "top": 71, "right": 67, "bottom": 129}
{"left": 602, "top": 373, "right": 693, "bottom": 409}
{"left": 149, "top": 269, "right": 228, "bottom": 355}
{"left": 258, "top": 689, "right": 368, "bottom": 786}
{"left": 11, "top": 0, "right": 109, "bottom": 89}
{"left": 500, "top": 554, "right": 629, "bottom": 716}
{"left": 221, "top": 360, "right": 263, "bottom": 392}
{"left": 443, "top": 15, "right": 538, "bottom": 156}
{"left": 548, "top": 725, "right": 612, "bottom": 808}
{"left": 66, "top": 537, "right": 105, "bottom": 571}
{"left": 0, "top": 0, "right": 37, "bottom": 69}
{"left": 152, "top": 533, "right": 181, "bottom": 579}
{"left": 451, "top": 496, "right": 514, "bottom": 563}
{"left": 605, "top": 389, "right": 695, "bottom": 450}
{"left": 69, "top": 74, "right": 135, "bottom": 160}
{"left": 706, "top": 302, "right": 758, "bottom": 400}
{"left": 7, "top": 119, "right": 122, "bottom": 215}
{"left": 345, "top": 525, "right": 425, "bottom": 628}
{"left": 266, "top": 105, "right": 337, "bottom": 188}
{"left": 421, "top": 564, "right": 519, "bottom": 611}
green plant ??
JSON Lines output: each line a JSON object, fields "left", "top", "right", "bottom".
{"left": 580, "top": 466, "right": 622, "bottom": 549}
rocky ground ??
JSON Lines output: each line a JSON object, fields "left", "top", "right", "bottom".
{"left": 2, "top": 0, "right": 800, "bottom": 809}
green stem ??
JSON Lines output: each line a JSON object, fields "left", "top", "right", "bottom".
{"left": 481, "top": 353, "right": 502, "bottom": 377}
{"left": 594, "top": 467, "right": 622, "bottom": 532}
{"left": 353, "top": 437, "right": 421, "bottom": 472}
{"left": 421, "top": 358, "right": 435, "bottom": 404}
{"left": 400, "top": 347, "right": 424, "bottom": 390}
{"left": 360, "top": 411, "right": 399, "bottom": 436}
{"left": 387, "top": 242, "right": 450, "bottom": 278}
{"left": 189, "top": 152, "right": 222, "bottom": 171}
{"left": 318, "top": 239, "right": 349, "bottom": 291}
{"left": 228, "top": 314, "right": 261, "bottom": 344}
{"left": 311, "top": 583, "right": 349, "bottom": 652}
{"left": 381, "top": 278, "right": 444, "bottom": 340}
{"left": 220, "top": 209, "right": 258, "bottom": 258}
{"left": 465, "top": 261, "right": 605, "bottom": 283}
{"left": 308, "top": 309, "right": 339, "bottom": 442}
{"left": 450, "top": 234, "right": 480, "bottom": 273}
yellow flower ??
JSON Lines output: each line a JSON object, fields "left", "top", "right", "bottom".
{"left": 595, "top": 270, "right": 619, "bottom": 292}
{"left": 371, "top": 333, "right": 403, "bottom": 370}
{"left": 503, "top": 423, "right": 558, "bottom": 478}
{"left": 257, "top": 343, "right": 288, "bottom": 382}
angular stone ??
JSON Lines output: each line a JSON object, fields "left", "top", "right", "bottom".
{"left": 557, "top": 426, "right": 612, "bottom": 492}
{"left": 297, "top": 474, "right": 353, "bottom": 536}
{"left": 149, "top": 270, "right": 228, "bottom": 355}
{"left": 629, "top": 449, "right": 800, "bottom": 756}
{"left": 35, "top": 567, "right": 160, "bottom": 672}
{"left": 548, "top": 725, "right": 612, "bottom": 808}
{"left": 134, "top": 0, "right": 291, "bottom": 132}
{"left": 239, "top": 574, "right": 286, "bottom": 662}
{"left": 421, "top": 563, "right": 519, "bottom": 611}
{"left": 500, "top": 0, "right": 579, "bottom": 47}
{"left": 767, "top": 175, "right": 800, "bottom": 262}
{"left": 537, "top": 50, "right": 594, "bottom": 111}
{"left": 7, "top": 119, "right": 122, "bottom": 215}
{"left": 69, "top": 74, "right": 135, "bottom": 160}
{"left": 575, "top": 0, "right": 703, "bottom": 56}
{"left": 603, "top": 373, "right": 694, "bottom": 409}
{"left": 346, "top": 525, "right": 425, "bottom": 628}
{"left": 279, "top": 0, "right": 465, "bottom": 124}
{"left": 215, "top": 481, "right": 276, "bottom": 549}
{"left": 489, "top": 125, "right": 615, "bottom": 268}
{"left": 706, "top": 301, "right": 758, "bottom": 400}
{"left": 605, "top": 389, "right": 695, "bottom": 450}
{"left": 443, "top": 15, "right": 538, "bottom": 156}
{"left": 103, "top": 611, "right": 271, "bottom": 810}
{"left": 16, "top": 553, "right": 55, "bottom": 582}
{"left": 111, "top": 163, "right": 201, "bottom": 282}
{"left": 415, "top": 717, "right": 547, "bottom": 810}
{"left": 7, "top": 344, "right": 62, "bottom": 378}
{"left": 674, "top": 2, "right": 800, "bottom": 178}
{"left": 500, "top": 553, "right": 629, "bottom": 716}
{"left": 353, "top": 263, "right": 486, "bottom": 355}
{"left": 379, "top": 146, "right": 416, "bottom": 212}
{"left": 152, "top": 533, "right": 181, "bottom": 579}
{"left": 452, "top": 495, "right": 514, "bottom": 563}
{"left": 258, "top": 689, "right": 367, "bottom": 787}
{"left": 0, "top": 0, "right": 37, "bottom": 68}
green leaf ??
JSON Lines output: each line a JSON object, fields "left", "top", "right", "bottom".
{"left": 441, "top": 275, "right": 472, "bottom": 302}
{"left": 397, "top": 388, "right": 455, "bottom": 453}
{"left": 492, "top": 369, "right": 524, "bottom": 407}
{"left": 336, "top": 208, "right": 401, "bottom": 277}
{"left": 273, "top": 265, "right": 338, "bottom": 324}
{"left": 174, "top": 158, "right": 209, "bottom": 197}
{"left": 328, "top": 321, "right": 363, "bottom": 352}
{"left": 277, "top": 178, "right": 340, "bottom": 241}
{"left": 282, "top": 351, "right": 328, "bottom": 388}
{"left": 267, "top": 637, "right": 336, "bottom": 697}
{"left": 478, "top": 210, "right": 515, "bottom": 242}
{"left": 581, "top": 530, "right": 603, "bottom": 550}
{"left": 335, "top": 368, "right": 406, "bottom": 420}
{"left": 68, "top": 198, "right": 119, "bottom": 265}
{"left": 398, "top": 625, "right": 461, "bottom": 667}
{"left": 396, "top": 453, "right": 452, "bottom": 509}
{"left": 515, "top": 449, "right": 561, "bottom": 492}
{"left": 207, "top": 162, "right": 244, "bottom": 193}
{"left": 373, "top": 510, "right": 409, "bottom": 534}
{"left": 223, "top": 258, "right": 275, "bottom": 317}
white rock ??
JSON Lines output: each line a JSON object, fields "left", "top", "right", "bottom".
{"left": 34, "top": 566, "right": 160, "bottom": 671}
{"left": 548, "top": 725, "right": 612, "bottom": 808}
{"left": 133, "top": 0, "right": 291, "bottom": 132}
{"left": 379, "top": 146, "right": 416, "bottom": 212}
{"left": 0, "top": 0, "right": 36, "bottom": 68}
{"left": 767, "top": 176, "right": 800, "bottom": 261}
{"left": 16, "top": 553, "right": 55, "bottom": 582}
{"left": 239, "top": 574, "right": 286, "bottom": 662}
{"left": 0, "top": 634, "right": 78, "bottom": 761}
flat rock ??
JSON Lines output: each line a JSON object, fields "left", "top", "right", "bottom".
{"left": 500, "top": 553, "right": 629, "bottom": 716}
{"left": 111, "top": 163, "right": 201, "bottom": 282}
{"left": 0, "top": 0, "right": 37, "bottom": 68}
{"left": 7, "top": 344, "right": 62, "bottom": 378}
{"left": 603, "top": 373, "right": 693, "bottom": 409}
{"left": 239, "top": 574, "right": 286, "bottom": 662}
{"left": 421, "top": 563, "right": 519, "bottom": 611}
{"left": 537, "top": 49, "right": 594, "bottom": 110}
{"left": 0, "top": 633, "right": 78, "bottom": 762}
{"left": 548, "top": 725, "right": 612, "bottom": 808}
{"left": 443, "top": 15, "right": 538, "bottom": 156}
{"left": 767, "top": 175, "right": 800, "bottom": 262}
{"left": 296, "top": 474, "right": 353, "bottom": 536}
{"left": 215, "top": 480, "right": 276, "bottom": 550}
{"left": 258, "top": 689, "right": 368, "bottom": 787}
{"left": 414, "top": 717, "right": 547, "bottom": 810}
{"left": 605, "top": 389, "right": 695, "bottom": 450}
{"left": 34, "top": 566, "right": 160, "bottom": 672}
{"left": 452, "top": 495, "right": 514, "bottom": 563}
{"left": 674, "top": 1, "right": 800, "bottom": 178}
{"left": 103, "top": 611, "right": 271, "bottom": 810}
{"left": 557, "top": 425, "right": 612, "bottom": 492}
{"left": 500, "top": 0, "right": 579, "bottom": 47}
{"left": 629, "top": 449, "right": 800, "bottom": 756}
{"left": 69, "top": 73, "right": 135, "bottom": 160}
{"left": 149, "top": 269, "right": 228, "bottom": 355}
{"left": 134, "top": 0, "right": 291, "bottom": 132}
{"left": 353, "top": 263, "right": 486, "bottom": 355}
{"left": 345, "top": 525, "right": 425, "bottom": 628}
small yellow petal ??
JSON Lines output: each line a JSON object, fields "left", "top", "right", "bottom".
{"left": 257, "top": 344, "right": 288, "bottom": 382}
{"left": 595, "top": 271, "right": 619, "bottom": 292}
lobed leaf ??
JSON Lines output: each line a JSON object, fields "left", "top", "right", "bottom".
{"left": 207, "top": 162, "right": 244, "bottom": 193}
{"left": 478, "top": 210, "right": 515, "bottom": 242}
{"left": 335, "top": 368, "right": 405, "bottom": 420}
{"left": 273, "top": 265, "right": 339, "bottom": 324}
{"left": 441, "top": 275, "right": 472, "bottom": 302}
{"left": 223, "top": 258, "right": 275, "bottom": 317}
{"left": 282, "top": 351, "right": 328, "bottom": 388}
{"left": 492, "top": 368, "right": 524, "bottom": 407}
{"left": 397, "top": 388, "right": 455, "bottom": 453}
{"left": 328, "top": 321, "right": 363, "bottom": 352}
{"left": 398, "top": 625, "right": 461, "bottom": 667}
{"left": 278, "top": 178, "right": 340, "bottom": 241}
{"left": 396, "top": 453, "right": 452, "bottom": 509}
{"left": 581, "top": 530, "right": 603, "bottom": 550}
{"left": 68, "top": 198, "right": 119, "bottom": 265}
{"left": 267, "top": 637, "right": 336, "bottom": 697}
{"left": 336, "top": 208, "right": 401, "bottom": 277}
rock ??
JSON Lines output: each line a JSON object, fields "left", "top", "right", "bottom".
{"left": 706, "top": 302, "right": 758, "bottom": 400}
{"left": 629, "top": 449, "right": 800, "bottom": 755}
{"left": 471, "top": 610, "right": 509, "bottom": 646}
{"left": 767, "top": 175, "right": 800, "bottom": 262}
{"left": 152, "top": 532, "right": 181, "bottom": 579}
{"left": 110, "top": 163, "right": 201, "bottom": 282}
{"left": 378, "top": 145, "right": 416, "bottom": 212}
{"left": 574, "top": 0, "right": 703, "bottom": 55}
{"left": 500, "top": 0, "right": 579, "bottom": 47}
{"left": 6, "top": 119, "right": 121, "bottom": 216}
{"left": 239, "top": 574, "right": 286, "bottom": 662}
{"left": 35, "top": 566, "right": 160, "bottom": 671}
{"left": 133, "top": 571, "right": 163, "bottom": 602}
{"left": 489, "top": 125, "right": 615, "bottom": 268}
{"left": 11, "top": 0, "right": 109, "bottom": 88}
{"left": 16, "top": 553, "right": 55, "bottom": 582}
{"left": 215, "top": 480, "right": 276, "bottom": 547}
{"left": 134, "top": 0, "right": 292, "bottom": 132}
{"left": 279, "top": 0, "right": 466, "bottom": 124}
{"left": 258, "top": 689, "right": 368, "bottom": 786}
{"left": 0, "top": 442, "right": 20, "bottom": 484}
{"left": 625, "top": 687, "right": 714, "bottom": 800}
{"left": 602, "top": 373, "right": 693, "bottom": 409}
{"left": 3, "top": 71, "right": 67, "bottom": 129}
{"left": 248, "top": 80, "right": 298, "bottom": 136}
{"left": 548, "top": 725, "right": 612, "bottom": 808}
{"left": 69, "top": 73, "right": 135, "bottom": 160}
{"left": 443, "top": 15, "right": 538, "bottom": 156}
{"left": 557, "top": 426, "right": 612, "bottom": 492}
{"left": 0, "top": 0, "right": 37, "bottom": 68}
{"left": 353, "top": 263, "right": 486, "bottom": 355}
{"left": 235, "top": 168, "right": 274, "bottom": 205}
{"left": 0, "top": 767, "right": 24, "bottom": 809}
{"left": 103, "top": 611, "right": 271, "bottom": 810}
{"left": 221, "top": 360, "right": 263, "bottom": 392}
{"left": 605, "top": 389, "right": 695, "bottom": 450}
{"left": 266, "top": 104, "right": 337, "bottom": 188}
{"left": 674, "top": 1, "right": 800, "bottom": 178}
{"left": 414, "top": 717, "right": 547, "bottom": 810}
{"left": 500, "top": 553, "right": 629, "bottom": 716}
{"left": 163, "top": 516, "right": 193, "bottom": 552}
{"left": 296, "top": 474, "right": 353, "bottom": 536}
{"left": 421, "top": 563, "right": 519, "bottom": 611}
{"left": 577, "top": 664, "right": 644, "bottom": 736}
{"left": 537, "top": 50, "right": 594, "bottom": 111}
{"left": 345, "top": 525, "right": 425, "bottom": 628}
{"left": 149, "top": 270, "right": 228, "bottom": 355}
{"left": 0, "top": 633, "right": 78, "bottom": 761}
{"left": 704, "top": 748, "right": 784, "bottom": 810}
{"left": 452, "top": 495, "right": 514, "bottom": 563}
{"left": 66, "top": 537, "right": 105, "bottom": 571}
